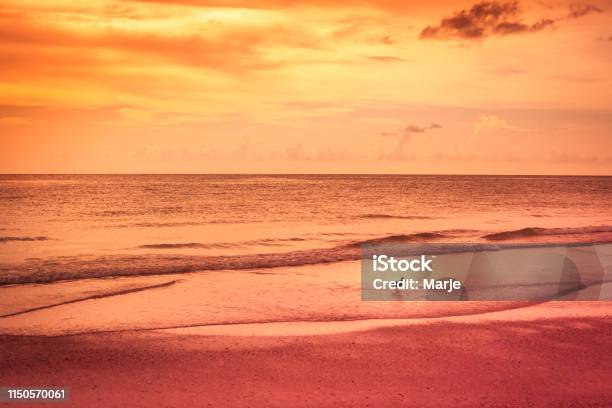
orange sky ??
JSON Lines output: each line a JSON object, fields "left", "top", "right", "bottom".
{"left": 0, "top": 0, "right": 611, "bottom": 174}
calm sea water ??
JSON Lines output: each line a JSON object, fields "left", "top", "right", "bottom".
{"left": 1, "top": 175, "right": 611, "bottom": 284}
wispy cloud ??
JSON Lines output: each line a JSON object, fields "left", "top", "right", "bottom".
{"left": 0, "top": 11, "right": 320, "bottom": 75}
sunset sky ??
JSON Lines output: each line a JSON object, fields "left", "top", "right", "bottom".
{"left": 0, "top": 0, "right": 611, "bottom": 174}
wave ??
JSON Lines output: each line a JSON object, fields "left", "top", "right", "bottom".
{"left": 111, "top": 221, "right": 205, "bottom": 228}
{"left": 94, "top": 210, "right": 148, "bottom": 217}
{"left": 482, "top": 226, "right": 612, "bottom": 241}
{"left": 0, "top": 231, "right": 459, "bottom": 285}
{"left": 357, "top": 214, "right": 434, "bottom": 220}
{"left": 317, "top": 232, "right": 365, "bottom": 237}
{"left": 110, "top": 220, "right": 252, "bottom": 228}
{"left": 0, "top": 236, "right": 49, "bottom": 243}
{"left": 351, "top": 232, "right": 447, "bottom": 247}
{"left": 137, "top": 237, "right": 307, "bottom": 250}
{"left": 0, "top": 195, "right": 31, "bottom": 200}
{"left": 139, "top": 243, "right": 227, "bottom": 249}
{"left": 0, "top": 280, "right": 179, "bottom": 318}
{"left": 0, "top": 250, "right": 355, "bottom": 286}
{"left": 1, "top": 229, "right": 610, "bottom": 286}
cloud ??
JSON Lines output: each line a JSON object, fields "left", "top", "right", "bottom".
{"left": 473, "top": 114, "right": 526, "bottom": 134}
{"left": 420, "top": 1, "right": 556, "bottom": 40}
{"left": 568, "top": 3, "right": 603, "bottom": 19}
{"left": 403, "top": 124, "right": 425, "bottom": 133}
{"left": 380, "top": 123, "right": 442, "bottom": 159}
{"left": 495, "top": 18, "right": 555, "bottom": 35}
{"left": 0, "top": 8, "right": 322, "bottom": 76}
{"left": 367, "top": 55, "right": 404, "bottom": 63}
{"left": 0, "top": 116, "right": 30, "bottom": 125}
{"left": 126, "top": 0, "right": 474, "bottom": 14}
{"left": 381, "top": 123, "right": 442, "bottom": 137}
{"left": 405, "top": 125, "right": 427, "bottom": 133}
{"left": 0, "top": 104, "right": 134, "bottom": 126}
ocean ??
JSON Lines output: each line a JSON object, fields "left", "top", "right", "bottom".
{"left": 1, "top": 174, "right": 611, "bottom": 285}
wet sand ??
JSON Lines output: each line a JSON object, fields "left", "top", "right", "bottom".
{"left": 2, "top": 305, "right": 612, "bottom": 407}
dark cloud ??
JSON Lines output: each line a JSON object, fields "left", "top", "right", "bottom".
{"left": 368, "top": 55, "right": 404, "bottom": 63}
{"left": 568, "top": 3, "right": 603, "bottom": 19}
{"left": 379, "top": 123, "right": 441, "bottom": 160}
{"left": 420, "top": 1, "right": 557, "bottom": 40}
{"left": 493, "top": 18, "right": 555, "bottom": 34}
{"left": 406, "top": 123, "right": 442, "bottom": 133}
{"left": 405, "top": 124, "right": 427, "bottom": 133}
{"left": 529, "top": 18, "right": 556, "bottom": 31}
{"left": 381, "top": 123, "right": 442, "bottom": 137}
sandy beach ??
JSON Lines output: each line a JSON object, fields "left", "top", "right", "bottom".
{"left": 2, "top": 302, "right": 612, "bottom": 407}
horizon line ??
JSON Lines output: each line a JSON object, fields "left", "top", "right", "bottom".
{"left": 1, "top": 173, "right": 611, "bottom": 177}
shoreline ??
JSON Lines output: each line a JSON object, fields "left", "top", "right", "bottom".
{"left": 1, "top": 242, "right": 611, "bottom": 337}
{"left": 1, "top": 300, "right": 611, "bottom": 339}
